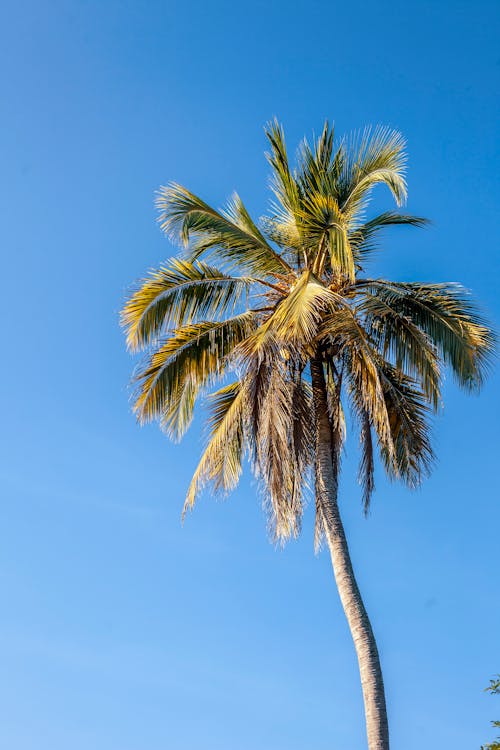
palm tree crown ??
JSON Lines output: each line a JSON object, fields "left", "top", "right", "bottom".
{"left": 121, "top": 121, "right": 493, "bottom": 543}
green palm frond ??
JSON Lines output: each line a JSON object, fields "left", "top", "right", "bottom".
{"left": 378, "top": 363, "right": 434, "bottom": 486}
{"left": 357, "top": 290, "right": 442, "bottom": 408}
{"left": 132, "top": 312, "right": 256, "bottom": 429}
{"left": 322, "top": 307, "right": 394, "bottom": 454}
{"left": 357, "top": 280, "right": 495, "bottom": 389}
{"left": 156, "top": 184, "right": 291, "bottom": 276}
{"left": 122, "top": 258, "right": 252, "bottom": 351}
{"left": 314, "top": 121, "right": 335, "bottom": 173}
{"left": 340, "top": 126, "right": 407, "bottom": 215}
{"left": 264, "top": 118, "right": 302, "bottom": 233}
{"left": 297, "top": 121, "right": 336, "bottom": 196}
{"left": 349, "top": 212, "right": 429, "bottom": 263}
{"left": 183, "top": 381, "right": 246, "bottom": 516}
{"left": 297, "top": 192, "right": 354, "bottom": 280}
{"left": 359, "top": 409, "right": 375, "bottom": 514}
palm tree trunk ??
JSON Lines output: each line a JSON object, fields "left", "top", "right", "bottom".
{"left": 310, "top": 354, "right": 390, "bottom": 750}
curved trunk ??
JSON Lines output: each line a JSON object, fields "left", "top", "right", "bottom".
{"left": 310, "top": 355, "right": 389, "bottom": 750}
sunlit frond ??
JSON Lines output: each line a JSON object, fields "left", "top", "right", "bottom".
{"left": 249, "top": 270, "right": 339, "bottom": 350}
{"left": 264, "top": 118, "right": 302, "bottom": 238}
{"left": 245, "top": 353, "right": 310, "bottom": 542}
{"left": 315, "top": 121, "right": 335, "bottom": 168}
{"left": 259, "top": 215, "right": 301, "bottom": 265}
{"left": 275, "top": 271, "right": 338, "bottom": 341}
{"left": 132, "top": 312, "right": 256, "bottom": 429}
{"left": 122, "top": 258, "right": 252, "bottom": 351}
{"left": 156, "top": 183, "right": 291, "bottom": 276}
{"left": 183, "top": 381, "right": 246, "bottom": 516}
{"left": 159, "top": 374, "right": 198, "bottom": 443}
{"left": 297, "top": 192, "right": 354, "bottom": 280}
{"left": 340, "top": 127, "right": 407, "bottom": 215}
{"left": 358, "top": 409, "right": 375, "bottom": 514}
{"left": 297, "top": 121, "right": 335, "bottom": 196}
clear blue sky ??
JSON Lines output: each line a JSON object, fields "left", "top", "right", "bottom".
{"left": 1, "top": 1, "right": 498, "bottom": 748}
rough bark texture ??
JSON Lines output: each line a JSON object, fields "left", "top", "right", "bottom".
{"left": 310, "top": 354, "right": 390, "bottom": 750}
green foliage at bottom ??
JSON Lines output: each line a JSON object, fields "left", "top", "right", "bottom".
{"left": 481, "top": 677, "right": 500, "bottom": 750}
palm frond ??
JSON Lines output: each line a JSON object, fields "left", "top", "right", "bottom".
{"left": 156, "top": 183, "right": 291, "bottom": 276}
{"left": 378, "top": 363, "right": 434, "bottom": 486}
{"left": 259, "top": 215, "right": 301, "bottom": 265}
{"left": 122, "top": 258, "right": 252, "bottom": 351}
{"left": 340, "top": 126, "right": 407, "bottom": 214}
{"left": 160, "top": 374, "right": 198, "bottom": 443}
{"left": 316, "top": 121, "right": 335, "bottom": 167}
{"left": 275, "top": 271, "right": 338, "bottom": 341}
{"left": 357, "top": 290, "right": 442, "bottom": 408}
{"left": 357, "top": 280, "right": 495, "bottom": 389}
{"left": 297, "top": 192, "right": 354, "bottom": 280}
{"left": 183, "top": 381, "right": 245, "bottom": 516}
{"left": 322, "top": 307, "right": 393, "bottom": 454}
{"left": 246, "top": 354, "right": 307, "bottom": 542}
{"left": 297, "top": 121, "right": 336, "bottom": 197}
{"left": 349, "top": 212, "right": 429, "bottom": 263}
{"left": 264, "top": 119, "right": 302, "bottom": 232}
{"left": 132, "top": 312, "right": 256, "bottom": 430}
{"left": 250, "top": 270, "right": 339, "bottom": 350}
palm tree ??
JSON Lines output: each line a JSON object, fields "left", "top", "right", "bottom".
{"left": 121, "top": 121, "right": 493, "bottom": 750}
